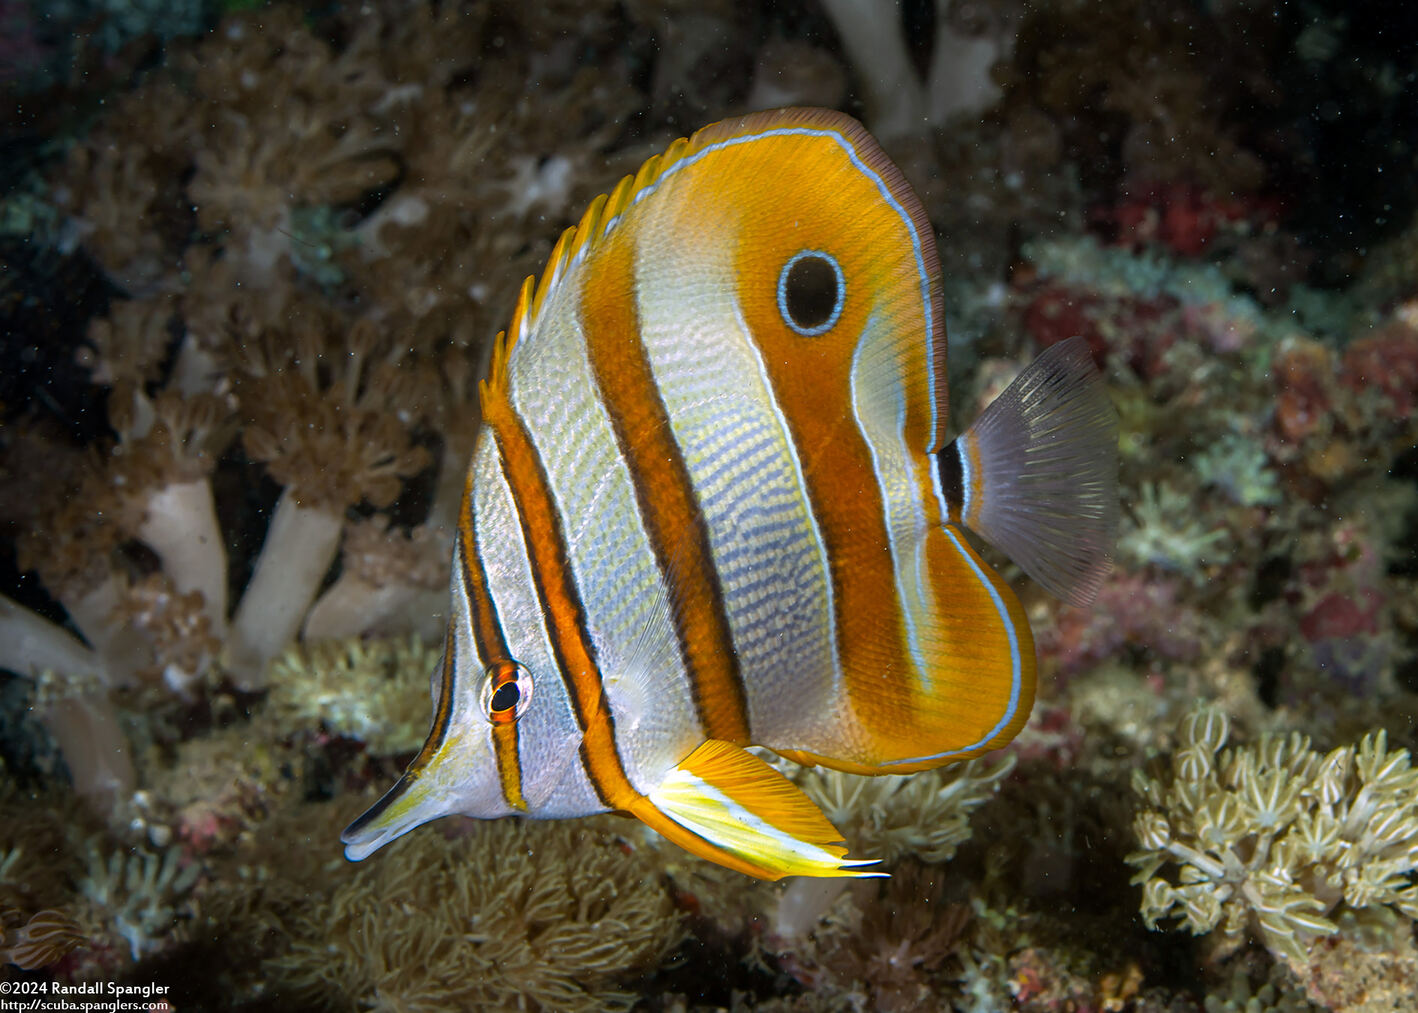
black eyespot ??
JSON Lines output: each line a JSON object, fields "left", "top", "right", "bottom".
{"left": 777, "top": 250, "right": 845, "bottom": 336}
{"left": 480, "top": 660, "right": 534, "bottom": 724}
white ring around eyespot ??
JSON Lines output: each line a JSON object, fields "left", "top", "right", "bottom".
{"left": 777, "top": 249, "right": 845, "bottom": 336}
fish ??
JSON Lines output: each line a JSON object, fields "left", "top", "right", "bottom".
{"left": 342, "top": 107, "right": 1118, "bottom": 880}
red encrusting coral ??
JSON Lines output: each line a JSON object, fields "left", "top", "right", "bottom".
{"left": 1093, "top": 181, "right": 1262, "bottom": 259}
{"left": 1041, "top": 572, "right": 1204, "bottom": 678}
{"left": 1340, "top": 319, "right": 1418, "bottom": 421}
{"left": 1273, "top": 335, "right": 1338, "bottom": 444}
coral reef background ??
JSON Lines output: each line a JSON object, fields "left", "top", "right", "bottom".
{"left": 3, "top": 0, "right": 1418, "bottom": 1009}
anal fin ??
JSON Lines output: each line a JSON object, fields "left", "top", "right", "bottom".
{"left": 629, "top": 740, "right": 882, "bottom": 880}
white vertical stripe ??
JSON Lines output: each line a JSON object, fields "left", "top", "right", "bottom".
{"left": 848, "top": 320, "right": 934, "bottom": 688}
{"left": 506, "top": 256, "right": 704, "bottom": 794}
{"left": 632, "top": 224, "right": 841, "bottom": 750}
{"left": 472, "top": 436, "right": 602, "bottom": 816}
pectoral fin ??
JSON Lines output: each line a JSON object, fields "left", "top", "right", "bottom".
{"left": 628, "top": 740, "right": 882, "bottom": 880}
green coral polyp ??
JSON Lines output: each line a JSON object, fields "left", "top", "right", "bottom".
{"left": 1128, "top": 707, "right": 1418, "bottom": 964}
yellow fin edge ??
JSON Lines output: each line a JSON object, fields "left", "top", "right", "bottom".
{"left": 631, "top": 740, "right": 882, "bottom": 881}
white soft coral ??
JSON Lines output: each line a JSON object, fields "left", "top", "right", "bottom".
{"left": 819, "top": 0, "right": 1013, "bottom": 138}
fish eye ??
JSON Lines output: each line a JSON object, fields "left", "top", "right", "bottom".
{"left": 480, "top": 660, "right": 533, "bottom": 724}
{"left": 777, "top": 250, "right": 845, "bottom": 336}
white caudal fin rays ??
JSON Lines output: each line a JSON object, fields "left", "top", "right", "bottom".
{"left": 940, "top": 336, "right": 1119, "bottom": 607}
{"left": 627, "top": 740, "right": 882, "bottom": 880}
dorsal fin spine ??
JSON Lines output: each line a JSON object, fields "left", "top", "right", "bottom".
{"left": 490, "top": 118, "right": 841, "bottom": 393}
{"left": 498, "top": 136, "right": 705, "bottom": 368}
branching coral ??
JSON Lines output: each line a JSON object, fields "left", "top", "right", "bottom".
{"left": 1, "top": 305, "right": 239, "bottom": 791}
{"left": 1128, "top": 707, "right": 1418, "bottom": 964}
{"left": 74, "top": 841, "right": 200, "bottom": 965}
{"left": 180, "top": 7, "right": 400, "bottom": 277}
{"left": 270, "top": 815, "right": 685, "bottom": 1011}
{"left": 0, "top": 0, "right": 665, "bottom": 820}
{"left": 53, "top": 78, "right": 201, "bottom": 293}
{"left": 1119, "top": 481, "right": 1231, "bottom": 580}
{"left": 1195, "top": 431, "right": 1282, "bottom": 509}
{"left": 798, "top": 754, "right": 1016, "bottom": 867}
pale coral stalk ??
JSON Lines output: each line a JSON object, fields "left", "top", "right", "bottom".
{"left": 57, "top": 578, "right": 146, "bottom": 688}
{"left": 0, "top": 594, "right": 135, "bottom": 812}
{"left": 304, "top": 579, "right": 445, "bottom": 644}
{"left": 773, "top": 878, "right": 860, "bottom": 942}
{"left": 0, "top": 593, "right": 110, "bottom": 684}
{"left": 819, "top": 0, "right": 1007, "bottom": 137}
{"left": 39, "top": 693, "right": 136, "bottom": 810}
{"left": 136, "top": 477, "right": 229, "bottom": 636}
{"left": 60, "top": 575, "right": 124, "bottom": 653}
{"left": 926, "top": 5, "right": 1009, "bottom": 123}
{"left": 303, "top": 517, "right": 447, "bottom": 644}
{"left": 225, "top": 491, "right": 344, "bottom": 689}
{"left": 818, "top": 0, "right": 925, "bottom": 138}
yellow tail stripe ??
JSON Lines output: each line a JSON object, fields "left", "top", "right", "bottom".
{"left": 579, "top": 232, "right": 751, "bottom": 746}
{"left": 479, "top": 372, "right": 638, "bottom": 811}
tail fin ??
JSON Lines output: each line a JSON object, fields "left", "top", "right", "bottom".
{"left": 935, "top": 337, "right": 1118, "bottom": 607}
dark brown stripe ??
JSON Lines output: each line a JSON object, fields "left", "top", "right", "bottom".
{"left": 457, "top": 467, "right": 526, "bottom": 810}
{"left": 480, "top": 386, "right": 636, "bottom": 811}
{"left": 406, "top": 614, "right": 458, "bottom": 778}
{"left": 459, "top": 462, "right": 512, "bottom": 665}
{"left": 578, "top": 235, "right": 751, "bottom": 745}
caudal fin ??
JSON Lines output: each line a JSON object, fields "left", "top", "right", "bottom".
{"left": 935, "top": 337, "right": 1118, "bottom": 607}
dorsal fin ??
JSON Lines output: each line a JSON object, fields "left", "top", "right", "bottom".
{"left": 488, "top": 135, "right": 699, "bottom": 390}
{"left": 487, "top": 112, "right": 903, "bottom": 389}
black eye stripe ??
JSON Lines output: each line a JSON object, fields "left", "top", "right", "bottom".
{"left": 777, "top": 250, "right": 845, "bottom": 336}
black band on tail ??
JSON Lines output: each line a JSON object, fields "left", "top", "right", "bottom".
{"left": 934, "top": 442, "right": 964, "bottom": 523}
